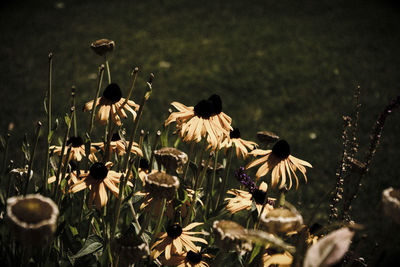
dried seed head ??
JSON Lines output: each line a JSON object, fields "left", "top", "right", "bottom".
{"left": 257, "top": 131, "right": 279, "bottom": 145}
{"left": 261, "top": 207, "right": 303, "bottom": 233}
{"left": 382, "top": 187, "right": 400, "bottom": 224}
{"left": 90, "top": 39, "right": 115, "bottom": 56}
{"left": 144, "top": 171, "right": 179, "bottom": 199}
{"left": 7, "top": 194, "right": 59, "bottom": 245}
{"left": 112, "top": 235, "right": 149, "bottom": 264}
{"left": 212, "top": 220, "right": 252, "bottom": 253}
{"left": 154, "top": 147, "right": 188, "bottom": 174}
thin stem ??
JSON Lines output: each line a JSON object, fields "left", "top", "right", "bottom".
{"left": 122, "top": 74, "right": 154, "bottom": 173}
{"left": 103, "top": 110, "right": 114, "bottom": 163}
{"left": 105, "top": 55, "right": 111, "bottom": 84}
{"left": 215, "top": 147, "right": 233, "bottom": 210}
{"left": 53, "top": 109, "right": 74, "bottom": 198}
{"left": 44, "top": 53, "right": 53, "bottom": 193}
{"left": 152, "top": 198, "right": 166, "bottom": 242}
{"left": 183, "top": 142, "right": 195, "bottom": 184}
{"left": 1, "top": 133, "right": 10, "bottom": 174}
{"left": 149, "top": 130, "right": 161, "bottom": 169}
{"left": 124, "top": 67, "right": 139, "bottom": 104}
{"left": 88, "top": 65, "right": 105, "bottom": 134}
{"left": 71, "top": 86, "right": 78, "bottom": 137}
{"left": 24, "top": 122, "right": 42, "bottom": 195}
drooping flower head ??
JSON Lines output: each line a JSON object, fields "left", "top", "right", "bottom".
{"left": 151, "top": 222, "right": 207, "bottom": 260}
{"left": 219, "top": 128, "right": 258, "bottom": 158}
{"left": 165, "top": 94, "right": 232, "bottom": 149}
{"left": 246, "top": 140, "right": 312, "bottom": 189}
{"left": 69, "top": 162, "right": 126, "bottom": 209}
{"left": 84, "top": 83, "right": 139, "bottom": 126}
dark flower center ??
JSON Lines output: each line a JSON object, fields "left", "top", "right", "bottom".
{"left": 102, "top": 83, "right": 122, "bottom": 103}
{"left": 167, "top": 224, "right": 183, "bottom": 239}
{"left": 186, "top": 250, "right": 202, "bottom": 264}
{"left": 89, "top": 162, "right": 108, "bottom": 181}
{"left": 193, "top": 94, "right": 223, "bottom": 119}
{"left": 111, "top": 132, "right": 121, "bottom": 141}
{"left": 67, "top": 136, "right": 84, "bottom": 147}
{"left": 252, "top": 189, "right": 267, "bottom": 205}
{"left": 230, "top": 128, "right": 241, "bottom": 139}
{"left": 139, "top": 158, "right": 150, "bottom": 170}
{"left": 272, "top": 140, "right": 290, "bottom": 159}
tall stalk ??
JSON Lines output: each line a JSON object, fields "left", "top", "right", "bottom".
{"left": 24, "top": 122, "right": 42, "bottom": 195}
{"left": 43, "top": 53, "right": 53, "bottom": 193}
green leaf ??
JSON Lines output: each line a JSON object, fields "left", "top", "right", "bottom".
{"left": 69, "top": 225, "right": 79, "bottom": 236}
{"left": 64, "top": 114, "right": 71, "bottom": 127}
{"left": 160, "top": 126, "right": 169, "bottom": 147}
{"left": 48, "top": 130, "right": 54, "bottom": 143}
{"left": 70, "top": 235, "right": 103, "bottom": 259}
{"left": 173, "top": 137, "right": 181, "bottom": 148}
{"left": 248, "top": 243, "right": 262, "bottom": 264}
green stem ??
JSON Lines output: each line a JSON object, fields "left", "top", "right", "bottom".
{"left": 24, "top": 122, "right": 42, "bottom": 195}
{"left": 125, "top": 67, "right": 139, "bottom": 104}
{"left": 53, "top": 110, "right": 74, "bottom": 198}
{"left": 215, "top": 147, "right": 233, "bottom": 210}
{"left": 71, "top": 86, "right": 77, "bottom": 137}
{"left": 183, "top": 142, "right": 195, "bottom": 184}
{"left": 88, "top": 65, "right": 105, "bottom": 134}
{"left": 149, "top": 130, "right": 161, "bottom": 169}
{"left": 44, "top": 53, "right": 53, "bottom": 193}
{"left": 103, "top": 111, "right": 114, "bottom": 163}
{"left": 56, "top": 146, "right": 72, "bottom": 204}
{"left": 152, "top": 198, "right": 166, "bottom": 242}
{"left": 205, "top": 150, "right": 218, "bottom": 217}
{"left": 2, "top": 133, "right": 10, "bottom": 174}
{"left": 105, "top": 56, "right": 111, "bottom": 84}
{"left": 122, "top": 74, "right": 154, "bottom": 173}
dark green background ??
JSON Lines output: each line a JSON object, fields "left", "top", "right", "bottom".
{"left": 1, "top": 0, "right": 399, "bottom": 264}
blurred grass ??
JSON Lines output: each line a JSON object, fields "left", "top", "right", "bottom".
{"left": 1, "top": 0, "right": 400, "bottom": 263}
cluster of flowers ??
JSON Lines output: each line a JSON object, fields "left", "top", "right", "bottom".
{"left": 4, "top": 38, "right": 391, "bottom": 267}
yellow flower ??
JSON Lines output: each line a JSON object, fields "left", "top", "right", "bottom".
{"left": 151, "top": 222, "right": 207, "bottom": 260}
{"left": 219, "top": 128, "right": 258, "bottom": 159}
{"left": 165, "top": 95, "right": 232, "bottom": 149}
{"left": 84, "top": 83, "right": 139, "bottom": 126}
{"left": 262, "top": 247, "right": 293, "bottom": 267}
{"left": 92, "top": 132, "right": 142, "bottom": 157}
{"left": 69, "top": 162, "right": 126, "bottom": 209}
{"left": 225, "top": 182, "right": 274, "bottom": 215}
{"left": 160, "top": 249, "right": 211, "bottom": 267}
{"left": 246, "top": 140, "right": 312, "bottom": 189}
{"left": 50, "top": 136, "right": 97, "bottom": 163}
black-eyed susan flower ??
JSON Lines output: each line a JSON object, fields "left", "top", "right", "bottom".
{"left": 50, "top": 136, "right": 97, "bottom": 163}
{"left": 69, "top": 162, "right": 127, "bottom": 210}
{"left": 225, "top": 182, "right": 274, "bottom": 215}
{"left": 92, "top": 132, "right": 142, "bottom": 157}
{"left": 7, "top": 194, "right": 59, "bottom": 245}
{"left": 84, "top": 83, "right": 139, "bottom": 126}
{"left": 160, "top": 249, "right": 212, "bottom": 267}
{"left": 151, "top": 222, "right": 207, "bottom": 260}
{"left": 219, "top": 128, "right": 258, "bottom": 159}
{"left": 246, "top": 140, "right": 312, "bottom": 189}
{"left": 262, "top": 246, "right": 293, "bottom": 267}
{"left": 165, "top": 95, "right": 232, "bottom": 149}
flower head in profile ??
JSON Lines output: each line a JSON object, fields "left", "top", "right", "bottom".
{"left": 246, "top": 140, "right": 312, "bottom": 189}
{"left": 220, "top": 128, "right": 258, "bottom": 159}
{"left": 160, "top": 249, "right": 211, "bottom": 267}
{"left": 50, "top": 136, "right": 97, "bottom": 163}
{"left": 92, "top": 132, "right": 142, "bottom": 157}
{"left": 90, "top": 39, "right": 115, "bottom": 56}
{"left": 151, "top": 222, "right": 207, "bottom": 260}
{"left": 165, "top": 94, "right": 232, "bottom": 149}
{"left": 225, "top": 182, "right": 274, "bottom": 215}
{"left": 69, "top": 162, "right": 127, "bottom": 209}
{"left": 84, "top": 83, "right": 139, "bottom": 126}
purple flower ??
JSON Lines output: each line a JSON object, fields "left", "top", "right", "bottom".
{"left": 235, "top": 167, "right": 256, "bottom": 193}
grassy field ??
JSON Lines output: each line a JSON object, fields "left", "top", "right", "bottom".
{"left": 1, "top": 0, "right": 400, "bottom": 264}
